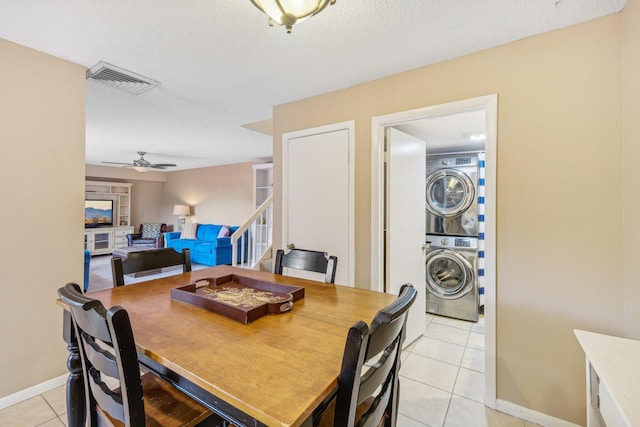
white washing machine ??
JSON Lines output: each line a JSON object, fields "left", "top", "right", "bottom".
{"left": 425, "top": 234, "right": 479, "bottom": 322}
{"left": 425, "top": 153, "right": 479, "bottom": 237}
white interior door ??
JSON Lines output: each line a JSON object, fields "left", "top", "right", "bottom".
{"left": 282, "top": 122, "right": 354, "bottom": 286}
{"left": 387, "top": 128, "right": 426, "bottom": 345}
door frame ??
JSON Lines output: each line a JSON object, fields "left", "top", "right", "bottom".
{"left": 370, "top": 94, "right": 498, "bottom": 408}
{"left": 282, "top": 120, "right": 356, "bottom": 286}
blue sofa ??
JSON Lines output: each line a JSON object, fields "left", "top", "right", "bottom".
{"left": 84, "top": 249, "right": 91, "bottom": 292}
{"left": 165, "top": 224, "right": 240, "bottom": 266}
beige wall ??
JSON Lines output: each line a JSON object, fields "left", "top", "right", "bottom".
{"left": 273, "top": 15, "right": 624, "bottom": 425}
{"left": 159, "top": 163, "right": 255, "bottom": 229}
{"left": 130, "top": 180, "right": 166, "bottom": 228}
{"left": 0, "top": 39, "right": 85, "bottom": 397}
{"left": 623, "top": 0, "right": 640, "bottom": 338}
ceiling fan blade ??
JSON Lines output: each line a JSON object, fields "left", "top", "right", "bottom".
{"left": 102, "top": 153, "right": 177, "bottom": 171}
{"left": 102, "top": 161, "right": 134, "bottom": 166}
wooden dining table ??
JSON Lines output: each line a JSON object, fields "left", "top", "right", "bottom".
{"left": 59, "top": 265, "right": 397, "bottom": 427}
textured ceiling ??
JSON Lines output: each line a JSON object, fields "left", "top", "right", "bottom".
{"left": 0, "top": 0, "right": 627, "bottom": 171}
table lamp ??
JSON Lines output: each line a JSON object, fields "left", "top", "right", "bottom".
{"left": 173, "top": 204, "right": 190, "bottom": 231}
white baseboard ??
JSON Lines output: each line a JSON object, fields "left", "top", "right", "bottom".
{"left": 496, "top": 399, "right": 583, "bottom": 427}
{"left": 0, "top": 375, "right": 67, "bottom": 411}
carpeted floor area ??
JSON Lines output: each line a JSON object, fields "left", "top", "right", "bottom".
{"left": 87, "top": 254, "right": 210, "bottom": 292}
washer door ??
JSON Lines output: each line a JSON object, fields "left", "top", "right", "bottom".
{"left": 425, "top": 169, "right": 475, "bottom": 217}
{"left": 425, "top": 249, "right": 474, "bottom": 299}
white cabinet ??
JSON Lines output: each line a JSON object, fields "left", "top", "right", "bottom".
{"left": 85, "top": 180, "right": 132, "bottom": 227}
{"left": 85, "top": 229, "right": 111, "bottom": 255}
{"left": 84, "top": 226, "right": 133, "bottom": 255}
{"left": 113, "top": 227, "right": 133, "bottom": 249}
{"left": 85, "top": 180, "right": 134, "bottom": 255}
{"left": 252, "top": 163, "right": 273, "bottom": 257}
{"left": 253, "top": 163, "right": 273, "bottom": 209}
{"left": 575, "top": 329, "right": 640, "bottom": 427}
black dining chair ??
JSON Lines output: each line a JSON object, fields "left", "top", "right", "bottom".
{"left": 57, "top": 283, "right": 222, "bottom": 427}
{"left": 273, "top": 248, "right": 338, "bottom": 284}
{"left": 111, "top": 248, "right": 192, "bottom": 287}
{"left": 315, "top": 283, "right": 417, "bottom": 427}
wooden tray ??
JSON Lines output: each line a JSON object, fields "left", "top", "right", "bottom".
{"left": 170, "top": 274, "right": 305, "bottom": 324}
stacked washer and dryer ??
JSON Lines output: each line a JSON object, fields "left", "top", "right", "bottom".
{"left": 425, "top": 153, "right": 483, "bottom": 322}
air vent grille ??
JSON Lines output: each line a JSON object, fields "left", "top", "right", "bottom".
{"left": 86, "top": 62, "right": 159, "bottom": 95}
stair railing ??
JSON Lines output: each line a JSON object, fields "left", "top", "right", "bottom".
{"left": 231, "top": 194, "right": 273, "bottom": 269}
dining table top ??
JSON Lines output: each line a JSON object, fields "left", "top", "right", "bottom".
{"left": 76, "top": 265, "right": 397, "bottom": 427}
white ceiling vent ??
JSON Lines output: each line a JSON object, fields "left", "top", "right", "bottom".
{"left": 86, "top": 62, "right": 159, "bottom": 95}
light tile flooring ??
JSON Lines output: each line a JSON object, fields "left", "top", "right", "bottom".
{"left": 0, "top": 386, "right": 67, "bottom": 427}
{"left": 398, "top": 314, "right": 539, "bottom": 427}
{"left": 0, "top": 314, "right": 538, "bottom": 427}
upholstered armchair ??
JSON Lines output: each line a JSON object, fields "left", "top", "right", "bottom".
{"left": 126, "top": 223, "right": 167, "bottom": 248}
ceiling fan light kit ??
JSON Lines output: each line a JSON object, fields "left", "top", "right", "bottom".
{"left": 249, "top": 0, "right": 336, "bottom": 33}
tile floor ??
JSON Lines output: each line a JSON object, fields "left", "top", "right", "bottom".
{"left": 398, "top": 314, "right": 539, "bottom": 427}
{"left": 0, "top": 386, "right": 67, "bottom": 427}
{"left": 0, "top": 314, "right": 538, "bottom": 427}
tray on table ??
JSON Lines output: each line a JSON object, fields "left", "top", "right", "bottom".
{"left": 170, "top": 274, "right": 305, "bottom": 324}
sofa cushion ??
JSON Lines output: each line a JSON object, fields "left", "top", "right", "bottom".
{"left": 196, "top": 224, "right": 222, "bottom": 242}
{"left": 180, "top": 222, "right": 198, "bottom": 239}
{"left": 169, "top": 238, "right": 197, "bottom": 252}
{"left": 141, "top": 223, "right": 162, "bottom": 239}
{"left": 218, "top": 225, "right": 230, "bottom": 238}
{"left": 193, "top": 242, "right": 214, "bottom": 254}
{"left": 131, "top": 239, "right": 157, "bottom": 246}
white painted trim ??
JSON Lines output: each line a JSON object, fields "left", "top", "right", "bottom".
{"left": 496, "top": 399, "right": 583, "bottom": 427}
{"left": 282, "top": 121, "right": 356, "bottom": 286}
{"left": 483, "top": 94, "right": 498, "bottom": 409}
{"left": 0, "top": 374, "right": 67, "bottom": 411}
{"left": 370, "top": 94, "right": 498, "bottom": 407}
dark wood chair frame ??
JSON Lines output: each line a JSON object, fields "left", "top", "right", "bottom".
{"left": 111, "top": 248, "right": 191, "bottom": 287}
{"left": 315, "top": 283, "right": 417, "bottom": 427}
{"left": 274, "top": 248, "right": 338, "bottom": 284}
{"left": 57, "top": 283, "right": 219, "bottom": 427}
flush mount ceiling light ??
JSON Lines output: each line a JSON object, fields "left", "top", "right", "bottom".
{"left": 250, "top": 0, "right": 336, "bottom": 33}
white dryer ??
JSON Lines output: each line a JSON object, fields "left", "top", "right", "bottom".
{"left": 425, "top": 153, "right": 479, "bottom": 237}
{"left": 425, "top": 234, "right": 479, "bottom": 322}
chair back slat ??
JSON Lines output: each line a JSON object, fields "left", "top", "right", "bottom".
{"left": 357, "top": 341, "right": 397, "bottom": 403}
{"left": 81, "top": 332, "right": 120, "bottom": 378}
{"left": 331, "top": 283, "right": 417, "bottom": 427}
{"left": 112, "top": 248, "right": 191, "bottom": 286}
{"left": 274, "top": 248, "right": 338, "bottom": 284}
{"left": 357, "top": 379, "right": 392, "bottom": 427}
{"left": 87, "top": 367, "right": 126, "bottom": 423}
{"left": 365, "top": 316, "right": 406, "bottom": 360}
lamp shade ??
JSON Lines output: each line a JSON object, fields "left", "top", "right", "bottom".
{"left": 173, "top": 205, "right": 190, "bottom": 216}
{"left": 250, "top": 0, "right": 336, "bottom": 33}
{"left": 133, "top": 166, "right": 150, "bottom": 173}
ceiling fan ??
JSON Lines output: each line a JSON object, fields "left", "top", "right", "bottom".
{"left": 102, "top": 151, "right": 177, "bottom": 172}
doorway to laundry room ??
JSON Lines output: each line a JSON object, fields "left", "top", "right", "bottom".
{"left": 370, "top": 94, "right": 497, "bottom": 407}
